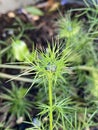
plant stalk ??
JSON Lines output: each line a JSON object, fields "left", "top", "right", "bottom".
{"left": 48, "top": 73, "right": 53, "bottom": 130}
{"left": 0, "top": 72, "right": 40, "bottom": 83}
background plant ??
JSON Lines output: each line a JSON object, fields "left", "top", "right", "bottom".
{"left": 0, "top": 82, "right": 32, "bottom": 122}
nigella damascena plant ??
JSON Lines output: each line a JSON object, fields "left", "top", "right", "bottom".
{"left": 58, "top": 15, "right": 81, "bottom": 38}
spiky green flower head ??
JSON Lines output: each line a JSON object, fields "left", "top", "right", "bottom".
{"left": 30, "top": 43, "right": 74, "bottom": 86}
{"left": 58, "top": 14, "right": 81, "bottom": 39}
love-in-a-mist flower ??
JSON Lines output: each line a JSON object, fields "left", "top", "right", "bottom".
{"left": 58, "top": 15, "right": 81, "bottom": 38}
{"left": 30, "top": 43, "right": 74, "bottom": 86}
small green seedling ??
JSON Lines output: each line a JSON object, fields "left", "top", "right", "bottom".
{"left": 0, "top": 82, "right": 32, "bottom": 119}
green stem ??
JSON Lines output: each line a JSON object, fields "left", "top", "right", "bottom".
{"left": 0, "top": 64, "right": 30, "bottom": 69}
{"left": 69, "top": 66, "right": 98, "bottom": 72}
{"left": 0, "top": 72, "right": 39, "bottom": 83}
{"left": 48, "top": 73, "right": 53, "bottom": 130}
